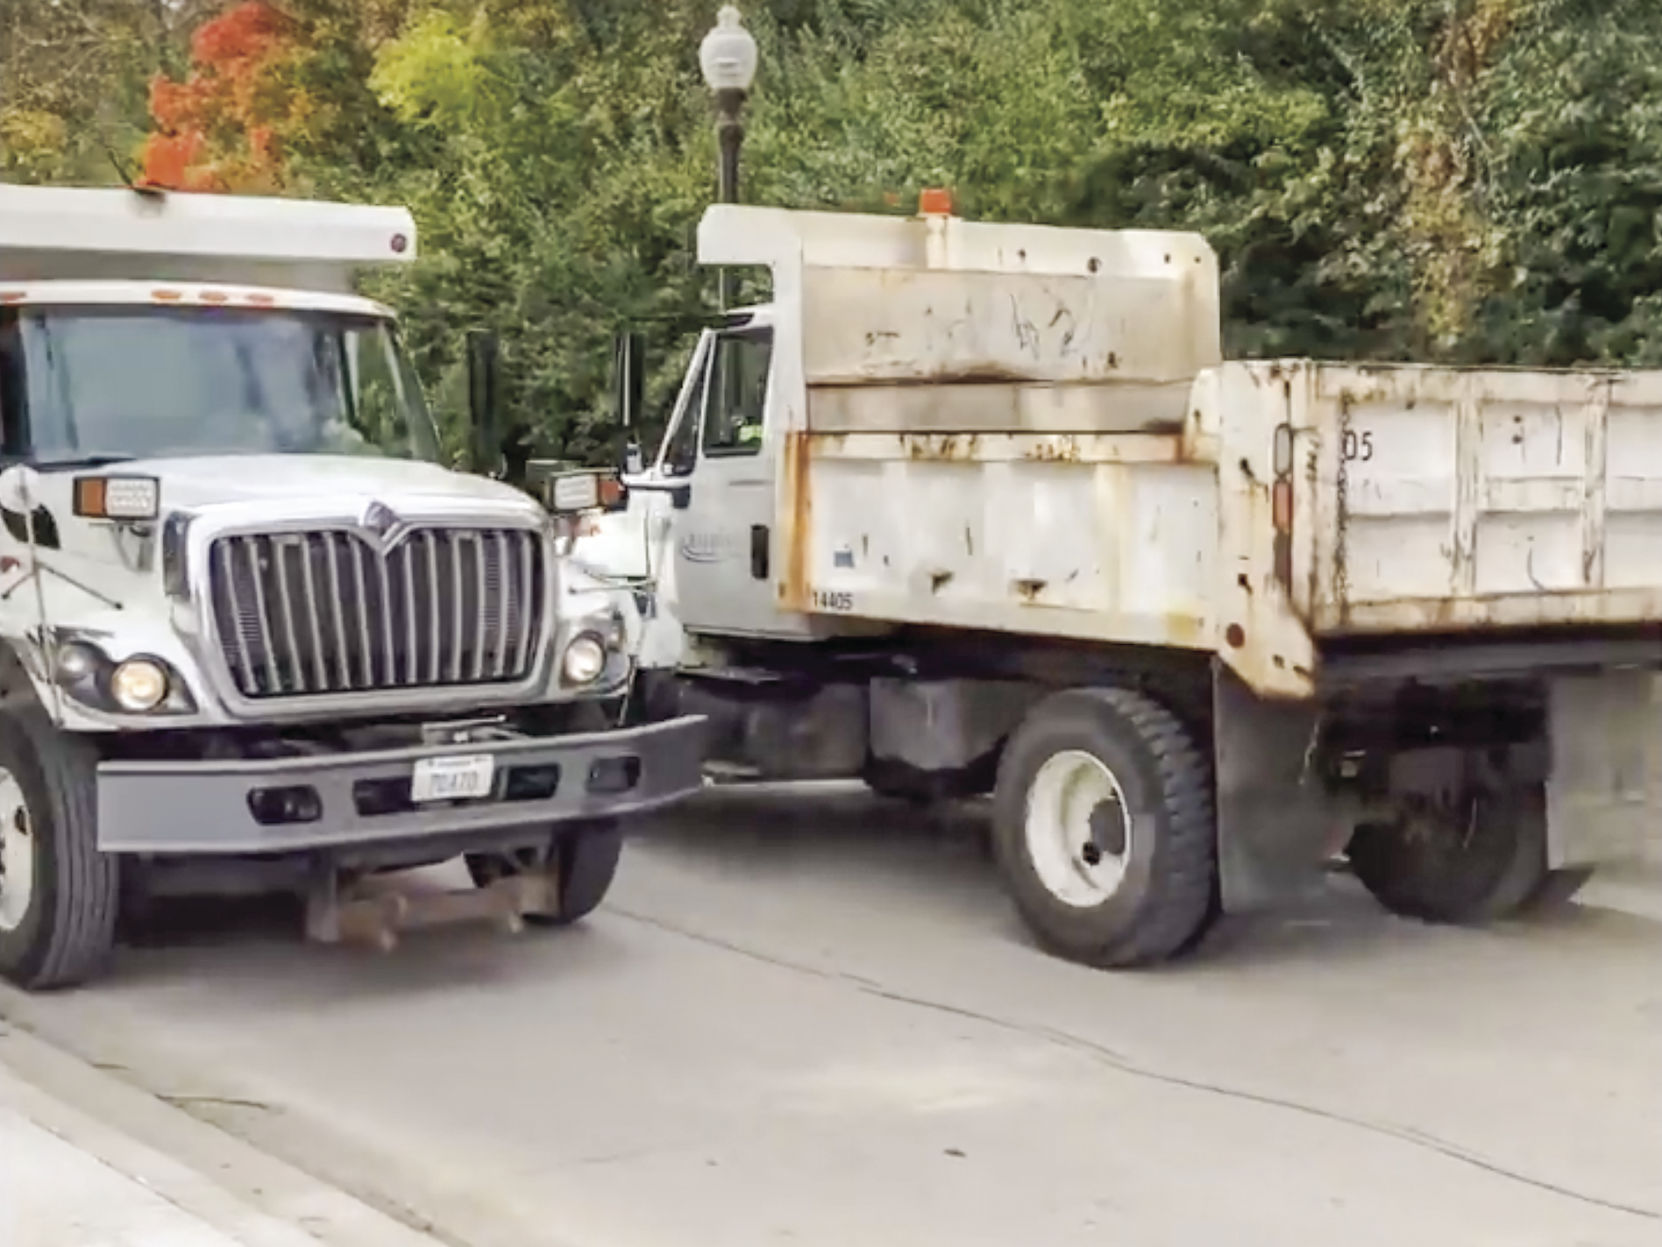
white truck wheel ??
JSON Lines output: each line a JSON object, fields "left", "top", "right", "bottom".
{"left": 465, "top": 821, "right": 623, "bottom": 926}
{"left": 992, "top": 688, "right": 1216, "bottom": 967}
{"left": 0, "top": 706, "right": 119, "bottom": 990}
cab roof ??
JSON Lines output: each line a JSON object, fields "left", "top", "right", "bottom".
{"left": 0, "top": 185, "right": 415, "bottom": 292}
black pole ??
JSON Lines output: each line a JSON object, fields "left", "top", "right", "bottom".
{"left": 714, "top": 86, "right": 746, "bottom": 310}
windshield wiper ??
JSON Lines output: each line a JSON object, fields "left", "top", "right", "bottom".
{"left": 32, "top": 454, "right": 138, "bottom": 471}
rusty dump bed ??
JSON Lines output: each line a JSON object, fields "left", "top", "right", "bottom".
{"left": 694, "top": 204, "right": 1662, "bottom": 700}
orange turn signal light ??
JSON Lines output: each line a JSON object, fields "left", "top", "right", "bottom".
{"left": 74, "top": 476, "right": 160, "bottom": 521}
{"left": 918, "top": 187, "right": 954, "bottom": 216}
{"left": 1271, "top": 478, "right": 1294, "bottom": 534}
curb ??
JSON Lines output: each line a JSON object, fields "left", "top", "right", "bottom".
{"left": 0, "top": 1017, "right": 446, "bottom": 1247}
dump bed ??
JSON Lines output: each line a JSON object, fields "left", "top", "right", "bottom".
{"left": 1269, "top": 362, "right": 1662, "bottom": 633}
{"left": 692, "top": 204, "right": 1662, "bottom": 699}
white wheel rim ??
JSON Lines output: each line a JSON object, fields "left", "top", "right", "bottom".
{"left": 1024, "top": 750, "right": 1131, "bottom": 908}
{"left": 0, "top": 767, "right": 34, "bottom": 933}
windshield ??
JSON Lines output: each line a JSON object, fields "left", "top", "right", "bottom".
{"left": 0, "top": 305, "right": 440, "bottom": 466}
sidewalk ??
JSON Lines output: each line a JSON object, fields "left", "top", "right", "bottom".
{"left": 0, "top": 1021, "right": 442, "bottom": 1247}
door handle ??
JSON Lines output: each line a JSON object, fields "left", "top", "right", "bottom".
{"left": 750, "top": 525, "right": 769, "bottom": 580}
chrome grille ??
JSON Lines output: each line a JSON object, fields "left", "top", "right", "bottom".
{"left": 208, "top": 527, "right": 547, "bottom": 698}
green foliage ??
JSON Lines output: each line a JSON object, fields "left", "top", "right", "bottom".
{"left": 9, "top": 0, "right": 1662, "bottom": 462}
{"left": 0, "top": 0, "right": 203, "bottom": 184}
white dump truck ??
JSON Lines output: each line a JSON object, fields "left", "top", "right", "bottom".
{"left": 0, "top": 184, "right": 705, "bottom": 989}
{"left": 583, "top": 193, "right": 1662, "bottom": 967}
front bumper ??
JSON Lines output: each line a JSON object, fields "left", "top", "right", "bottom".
{"left": 95, "top": 716, "right": 707, "bottom": 855}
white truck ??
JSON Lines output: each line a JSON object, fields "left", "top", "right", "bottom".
{"left": 584, "top": 193, "right": 1662, "bottom": 967}
{"left": 0, "top": 184, "right": 705, "bottom": 989}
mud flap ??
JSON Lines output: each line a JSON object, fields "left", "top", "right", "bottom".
{"left": 1546, "top": 671, "right": 1662, "bottom": 869}
{"left": 1213, "top": 664, "right": 1341, "bottom": 912}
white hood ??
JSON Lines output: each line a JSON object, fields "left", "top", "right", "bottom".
{"left": 0, "top": 453, "right": 556, "bottom": 727}
{"left": 92, "top": 453, "right": 533, "bottom": 512}
{"left": 6, "top": 453, "right": 543, "bottom": 641}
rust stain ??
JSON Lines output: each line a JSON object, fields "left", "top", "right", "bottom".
{"left": 815, "top": 364, "right": 1037, "bottom": 389}
{"left": 1333, "top": 391, "right": 1355, "bottom": 625}
{"left": 782, "top": 430, "right": 812, "bottom": 612}
{"left": 1180, "top": 416, "right": 1215, "bottom": 463}
{"left": 1022, "top": 437, "right": 1082, "bottom": 463}
{"left": 903, "top": 433, "right": 980, "bottom": 461}
{"left": 1013, "top": 578, "right": 1047, "bottom": 602}
{"left": 1159, "top": 611, "right": 1209, "bottom": 648}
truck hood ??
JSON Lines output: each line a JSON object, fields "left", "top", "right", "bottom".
{"left": 101, "top": 454, "right": 533, "bottom": 512}
{"left": 6, "top": 454, "right": 544, "bottom": 644}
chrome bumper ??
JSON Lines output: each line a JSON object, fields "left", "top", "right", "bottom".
{"left": 95, "top": 716, "right": 707, "bottom": 854}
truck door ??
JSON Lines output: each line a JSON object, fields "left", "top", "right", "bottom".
{"left": 671, "top": 321, "right": 802, "bottom": 638}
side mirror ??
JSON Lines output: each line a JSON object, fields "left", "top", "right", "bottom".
{"left": 545, "top": 468, "right": 627, "bottom": 517}
{"left": 610, "top": 330, "right": 645, "bottom": 428}
{"left": 466, "top": 329, "right": 502, "bottom": 472}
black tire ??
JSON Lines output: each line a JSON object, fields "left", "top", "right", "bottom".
{"left": 992, "top": 687, "right": 1216, "bottom": 968}
{"left": 0, "top": 705, "right": 119, "bottom": 990}
{"left": 1347, "top": 783, "right": 1549, "bottom": 924}
{"left": 465, "top": 821, "right": 623, "bottom": 926}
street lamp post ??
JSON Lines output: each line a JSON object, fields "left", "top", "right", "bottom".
{"left": 699, "top": 4, "right": 757, "bottom": 309}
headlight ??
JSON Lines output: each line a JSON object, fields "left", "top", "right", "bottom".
{"left": 50, "top": 640, "right": 195, "bottom": 715}
{"left": 560, "top": 633, "right": 608, "bottom": 686}
{"left": 109, "top": 658, "right": 169, "bottom": 712}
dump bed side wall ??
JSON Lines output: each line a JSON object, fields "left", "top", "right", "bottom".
{"left": 795, "top": 430, "right": 1219, "bottom": 651}
{"left": 775, "top": 227, "right": 1229, "bottom": 655}
{"left": 1292, "top": 364, "right": 1662, "bottom": 634}
{"left": 798, "top": 242, "right": 1219, "bottom": 438}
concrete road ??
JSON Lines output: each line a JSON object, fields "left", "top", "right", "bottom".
{"left": 4, "top": 786, "right": 1660, "bottom": 1247}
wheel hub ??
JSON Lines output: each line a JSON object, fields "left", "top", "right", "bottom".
{"left": 0, "top": 767, "right": 34, "bottom": 933}
{"left": 1024, "top": 750, "right": 1132, "bottom": 908}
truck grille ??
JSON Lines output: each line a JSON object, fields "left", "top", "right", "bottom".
{"left": 207, "top": 527, "right": 547, "bottom": 699}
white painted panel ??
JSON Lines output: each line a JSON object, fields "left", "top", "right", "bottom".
{"left": 801, "top": 267, "right": 1208, "bottom": 386}
{"left": 802, "top": 436, "right": 1214, "bottom": 649}
{"left": 1473, "top": 514, "right": 1582, "bottom": 596}
{"left": 1293, "top": 362, "right": 1662, "bottom": 633}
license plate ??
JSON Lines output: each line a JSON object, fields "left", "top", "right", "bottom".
{"left": 411, "top": 754, "right": 496, "bottom": 803}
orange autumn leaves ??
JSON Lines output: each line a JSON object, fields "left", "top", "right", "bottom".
{"left": 141, "top": 2, "right": 302, "bottom": 192}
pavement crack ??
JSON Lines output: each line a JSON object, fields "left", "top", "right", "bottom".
{"left": 156, "top": 1093, "right": 275, "bottom": 1113}
{"left": 865, "top": 984, "right": 1661, "bottom": 1222}
{"left": 621, "top": 910, "right": 1660, "bottom": 1224}
{"left": 614, "top": 910, "right": 883, "bottom": 990}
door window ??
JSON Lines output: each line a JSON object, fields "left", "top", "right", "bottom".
{"left": 700, "top": 329, "right": 773, "bottom": 458}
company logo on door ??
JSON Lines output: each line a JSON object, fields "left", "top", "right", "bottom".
{"left": 679, "top": 530, "right": 741, "bottom": 564}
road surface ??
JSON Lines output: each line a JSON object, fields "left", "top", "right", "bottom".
{"left": 4, "top": 786, "right": 1660, "bottom": 1247}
